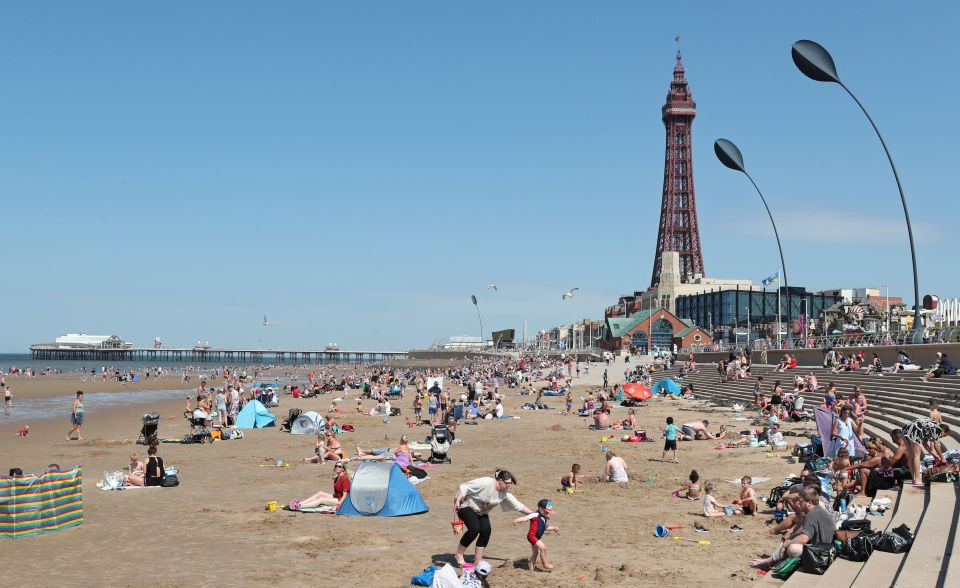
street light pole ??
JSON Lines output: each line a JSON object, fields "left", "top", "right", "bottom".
{"left": 714, "top": 139, "right": 793, "bottom": 346}
{"left": 880, "top": 284, "right": 890, "bottom": 337}
{"left": 471, "top": 295, "right": 483, "bottom": 348}
{"left": 792, "top": 40, "right": 922, "bottom": 342}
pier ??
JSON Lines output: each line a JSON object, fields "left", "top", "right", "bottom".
{"left": 29, "top": 345, "right": 408, "bottom": 364}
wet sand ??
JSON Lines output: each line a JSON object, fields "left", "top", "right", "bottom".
{"left": 1, "top": 360, "right": 816, "bottom": 587}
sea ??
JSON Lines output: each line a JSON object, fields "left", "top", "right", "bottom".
{"left": 0, "top": 388, "right": 189, "bottom": 424}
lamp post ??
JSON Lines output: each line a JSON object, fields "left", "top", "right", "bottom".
{"left": 714, "top": 139, "right": 793, "bottom": 345}
{"left": 880, "top": 284, "right": 890, "bottom": 337}
{"left": 471, "top": 295, "right": 484, "bottom": 348}
{"left": 792, "top": 40, "right": 922, "bottom": 342}
{"left": 746, "top": 305, "right": 751, "bottom": 347}
{"left": 708, "top": 311, "right": 713, "bottom": 337}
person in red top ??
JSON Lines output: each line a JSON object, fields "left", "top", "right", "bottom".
{"left": 513, "top": 499, "right": 559, "bottom": 571}
{"left": 289, "top": 461, "right": 351, "bottom": 510}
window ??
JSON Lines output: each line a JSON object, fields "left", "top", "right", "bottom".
{"left": 651, "top": 318, "right": 674, "bottom": 350}
{"left": 628, "top": 332, "right": 648, "bottom": 352}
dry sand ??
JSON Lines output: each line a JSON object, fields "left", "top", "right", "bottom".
{"left": 0, "top": 360, "right": 817, "bottom": 587}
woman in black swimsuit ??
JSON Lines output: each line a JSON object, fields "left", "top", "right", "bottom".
{"left": 769, "top": 380, "right": 783, "bottom": 417}
{"left": 144, "top": 445, "right": 165, "bottom": 487}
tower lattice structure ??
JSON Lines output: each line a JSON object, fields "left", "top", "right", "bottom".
{"left": 650, "top": 49, "right": 705, "bottom": 288}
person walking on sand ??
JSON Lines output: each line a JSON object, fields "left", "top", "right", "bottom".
{"left": 66, "top": 390, "right": 85, "bottom": 441}
{"left": 4, "top": 386, "right": 11, "bottom": 416}
{"left": 453, "top": 470, "right": 533, "bottom": 568}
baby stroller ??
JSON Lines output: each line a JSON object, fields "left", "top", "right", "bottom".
{"left": 429, "top": 424, "right": 452, "bottom": 464}
{"left": 281, "top": 407, "right": 303, "bottom": 432}
{"left": 138, "top": 413, "right": 160, "bottom": 446}
{"left": 182, "top": 410, "right": 212, "bottom": 444}
{"left": 785, "top": 396, "right": 812, "bottom": 422}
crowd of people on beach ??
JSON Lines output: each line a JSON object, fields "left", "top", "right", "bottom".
{"left": 5, "top": 345, "right": 959, "bottom": 585}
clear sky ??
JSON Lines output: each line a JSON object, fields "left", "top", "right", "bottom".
{"left": 2, "top": 1, "right": 958, "bottom": 351}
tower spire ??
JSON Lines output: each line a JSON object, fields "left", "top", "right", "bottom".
{"left": 650, "top": 46, "right": 705, "bottom": 288}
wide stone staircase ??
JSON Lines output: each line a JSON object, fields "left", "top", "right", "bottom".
{"left": 653, "top": 362, "right": 959, "bottom": 586}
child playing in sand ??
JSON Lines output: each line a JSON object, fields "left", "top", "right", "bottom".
{"left": 513, "top": 499, "right": 559, "bottom": 571}
{"left": 623, "top": 408, "right": 637, "bottom": 430}
{"left": 732, "top": 476, "right": 758, "bottom": 516}
{"left": 673, "top": 469, "right": 701, "bottom": 499}
{"left": 560, "top": 464, "right": 584, "bottom": 493}
{"left": 661, "top": 416, "right": 679, "bottom": 463}
{"left": 17, "top": 425, "right": 29, "bottom": 437}
{"left": 703, "top": 482, "right": 738, "bottom": 517}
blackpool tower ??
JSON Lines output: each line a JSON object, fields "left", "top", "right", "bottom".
{"left": 650, "top": 48, "right": 705, "bottom": 288}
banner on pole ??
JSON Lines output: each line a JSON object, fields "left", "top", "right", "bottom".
{"left": 761, "top": 272, "right": 780, "bottom": 288}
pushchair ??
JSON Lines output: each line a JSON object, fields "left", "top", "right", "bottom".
{"left": 428, "top": 424, "right": 452, "bottom": 464}
{"left": 281, "top": 408, "right": 303, "bottom": 432}
{"left": 138, "top": 413, "right": 160, "bottom": 446}
{"left": 182, "top": 410, "right": 212, "bottom": 444}
{"left": 785, "top": 396, "right": 812, "bottom": 422}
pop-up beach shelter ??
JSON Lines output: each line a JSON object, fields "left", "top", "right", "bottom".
{"left": 290, "top": 411, "right": 326, "bottom": 435}
{"left": 235, "top": 399, "right": 276, "bottom": 429}
{"left": 652, "top": 378, "right": 681, "bottom": 396}
{"left": 0, "top": 466, "right": 84, "bottom": 539}
{"left": 337, "top": 462, "right": 428, "bottom": 517}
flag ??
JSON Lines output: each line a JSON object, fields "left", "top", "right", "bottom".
{"left": 675, "top": 36, "right": 679, "bottom": 42}
{"left": 761, "top": 272, "right": 780, "bottom": 287}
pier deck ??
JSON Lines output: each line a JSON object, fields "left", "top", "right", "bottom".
{"left": 29, "top": 345, "right": 407, "bottom": 364}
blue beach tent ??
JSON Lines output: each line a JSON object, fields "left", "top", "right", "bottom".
{"left": 337, "top": 462, "right": 429, "bottom": 517}
{"left": 235, "top": 399, "right": 276, "bottom": 429}
{"left": 653, "top": 378, "right": 682, "bottom": 396}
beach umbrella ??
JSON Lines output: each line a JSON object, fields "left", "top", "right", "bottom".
{"left": 652, "top": 378, "right": 681, "bottom": 396}
{"left": 622, "top": 383, "right": 652, "bottom": 401}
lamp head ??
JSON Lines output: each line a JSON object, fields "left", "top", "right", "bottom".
{"left": 791, "top": 40, "right": 841, "bottom": 84}
{"left": 471, "top": 295, "right": 478, "bottom": 306}
{"left": 714, "top": 139, "right": 746, "bottom": 174}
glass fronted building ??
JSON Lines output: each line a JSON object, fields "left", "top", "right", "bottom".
{"left": 675, "top": 287, "right": 841, "bottom": 342}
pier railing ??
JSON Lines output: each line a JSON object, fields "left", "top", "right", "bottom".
{"left": 29, "top": 345, "right": 408, "bottom": 364}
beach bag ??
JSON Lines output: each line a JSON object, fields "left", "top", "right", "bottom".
{"left": 390, "top": 408, "right": 402, "bottom": 416}
{"left": 410, "top": 564, "right": 437, "bottom": 586}
{"left": 838, "top": 532, "right": 876, "bottom": 562}
{"left": 767, "top": 477, "right": 801, "bottom": 507}
{"left": 833, "top": 490, "right": 854, "bottom": 512}
{"left": 839, "top": 518, "right": 872, "bottom": 533}
{"left": 341, "top": 423, "right": 354, "bottom": 432}
{"left": 161, "top": 474, "right": 180, "bottom": 488}
{"left": 873, "top": 531, "right": 911, "bottom": 554}
{"left": 406, "top": 465, "right": 428, "bottom": 479}
{"left": 771, "top": 556, "right": 802, "bottom": 580}
{"left": 802, "top": 543, "right": 836, "bottom": 575}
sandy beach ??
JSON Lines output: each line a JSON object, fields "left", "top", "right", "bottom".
{"left": 1, "top": 358, "right": 816, "bottom": 587}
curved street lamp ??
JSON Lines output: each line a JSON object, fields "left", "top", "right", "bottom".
{"left": 714, "top": 139, "right": 792, "bottom": 346}
{"left": 471, "top": 295, "right": 484, "bottom": 347}
{"left": 792, "top": 40, "right": 922, "bottom": 341}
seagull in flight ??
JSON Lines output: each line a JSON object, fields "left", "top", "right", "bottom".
{"left": 562, "top": 288, "right": 579, "bottom": 300}
{"left": 487, "top": 284, "right": 498, "bottom": 291}
{"left": 262, "top": 315, "right": 270, "bottom": 326}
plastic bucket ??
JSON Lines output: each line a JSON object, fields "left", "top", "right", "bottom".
{"left": 266, "top": 501, "right": 277, "bottom": 511}
{"left": 654, "top": 525, "right": 670, "bottom": 538}
{"left": 451, "top": 520, "right": 464, "bottom": 535}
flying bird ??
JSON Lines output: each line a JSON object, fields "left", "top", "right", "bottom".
{"left": 487, "top": 284, "right": 498, "bottom": 291}
{"left": 562, "top": 288, "right": 579, "bottom": 300}
{"left": 262, "top": 315, "right": 270, "bottom": 326}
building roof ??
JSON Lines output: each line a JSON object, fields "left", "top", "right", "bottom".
{"left": 676, "top": 325, "right": 703, "bottom": 338}
{"left": 606, "top": 309, "right": 656, "bottom": 337}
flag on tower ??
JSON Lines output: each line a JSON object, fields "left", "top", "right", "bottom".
{"left": 761, "top": 272, "right": 780, "bottom": 287}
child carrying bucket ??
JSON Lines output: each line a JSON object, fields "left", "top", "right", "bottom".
{"left": 513, "top": 499, "right": 559, "bottom": 571}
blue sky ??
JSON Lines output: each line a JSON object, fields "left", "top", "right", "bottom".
{"left": 2, "top": 1, "right": 957, "bottom": 351}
